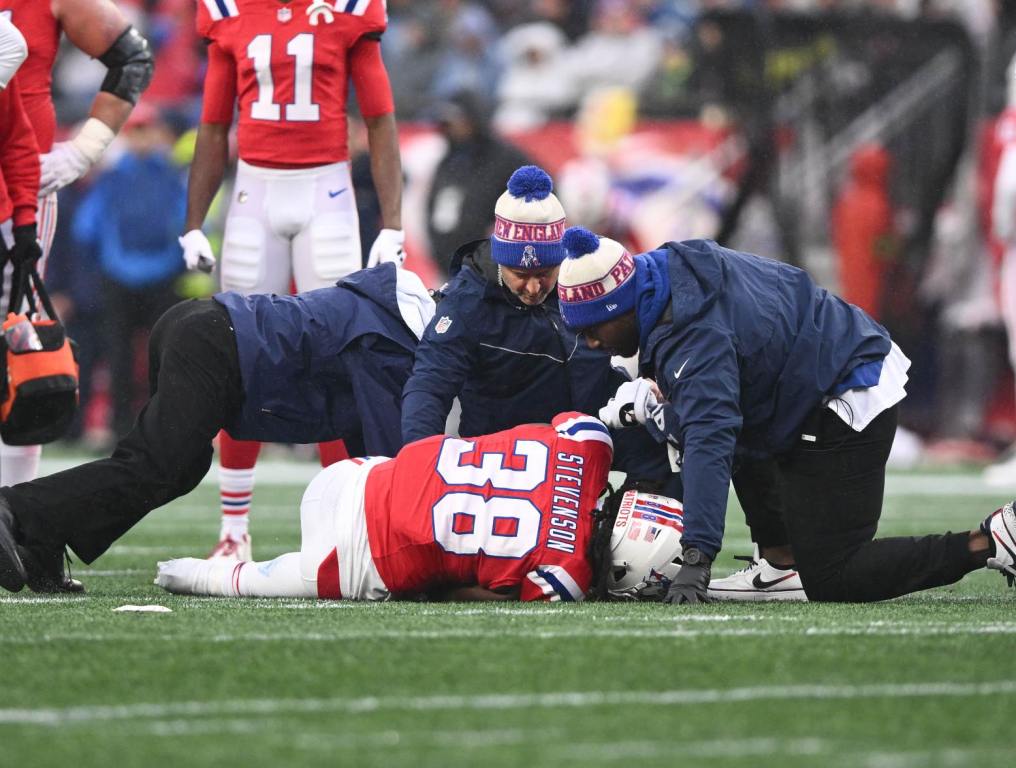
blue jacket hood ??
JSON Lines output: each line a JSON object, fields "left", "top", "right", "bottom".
{"left": 667, "top": 238, "right": 724, "bottom": 329}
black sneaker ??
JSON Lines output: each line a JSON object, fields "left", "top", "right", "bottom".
{"left": 18, "top": 543, "right": 84, "bottom": 594}
{"left": 0, "top": 501, "right": 27, "bottom": 592}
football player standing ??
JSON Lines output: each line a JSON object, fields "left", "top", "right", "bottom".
{"left": 179, "top": 0, "right": 405, "bottom": 562}
{"left": 0, "top": 0, "right": 154, "bottom": 492}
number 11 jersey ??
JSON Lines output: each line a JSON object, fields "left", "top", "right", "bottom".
{"left": 196, "top": 0, "right": 388, "bottom": 167}
{"left": 363, "top": 413, "right": 614, "bottom": 602}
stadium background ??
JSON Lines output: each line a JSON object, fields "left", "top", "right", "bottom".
{"left": 5, "top": 2, "right": 1016, "bottom": 767}
{"left": 39, "top": 0, "right": 1016, "bottom": 464}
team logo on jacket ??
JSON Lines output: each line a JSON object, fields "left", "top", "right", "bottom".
{"left": 435, "top": 316, "right": 453, "bottom": 334}
{"left": 520, "top": 245, "right": 540, "bottom": 269}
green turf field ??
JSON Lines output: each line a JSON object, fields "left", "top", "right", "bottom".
{"left": 2, "top": 467, "right": 1014, "bottom": 768}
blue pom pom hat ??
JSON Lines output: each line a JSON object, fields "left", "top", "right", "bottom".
{"left": 557, "top": 226, "right": 636, "bottom": 329}
{"left": 491, "top": 165, "right": 567, "bottom": 269}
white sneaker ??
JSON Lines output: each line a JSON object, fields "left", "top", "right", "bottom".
{"left": 155, "top": 557, "right": 239, "bottom": 596}
{"left": 983, "top": 502, "right": 1016, "bottom": 587}
{"left": 207, "top": 533, "right": 252, "bottom": 562}
{"left": 983, "top": 453, "right": 1016, "bottom": 488}
{"left": 707, "top": 551, "right": 808, "bottom": 602}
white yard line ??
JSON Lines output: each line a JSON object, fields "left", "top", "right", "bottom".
{"left": 2, "top": 680, "right": 1014, "bottom": 726}
{"left": 2, "top": 622, "right": 1016, "bottom": 643}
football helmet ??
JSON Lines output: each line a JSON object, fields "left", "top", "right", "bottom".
{"left": 606, "top": 489, "right": 684, "bottom": 600}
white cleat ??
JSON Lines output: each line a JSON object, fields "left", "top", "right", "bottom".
{"left": 155, "top": 557, "right": 240, "bottom": 596}
{"left": 707, "top": 552, "right": 808, "bottom": 602}
{"left": 207, "top": 533, "right": 252, "bottom": 562}
{"left": 983, "top": 502, "right": 1016, "bottom": 587}
{"left": 155, "top": 558, "right": 208, "bottom": 595}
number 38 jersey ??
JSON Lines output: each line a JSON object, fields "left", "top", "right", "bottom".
{"left": 196, "top": 0, "right": 392, "bottom": 167}
{"left": 364, "top": 413, "right": 614, "bottom": 602}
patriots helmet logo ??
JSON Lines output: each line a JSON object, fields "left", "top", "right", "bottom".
{"left": 520, "top": 245, "right": 540, "bottom": 269}
{"left": 306, "top": 0, "right": 335, "bottom": 25}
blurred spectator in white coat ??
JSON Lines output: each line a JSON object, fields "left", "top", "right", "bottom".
{"left": 565, "top": 0, "right": 662, "bottom": 97}
{"left": 494, "top": 22, "right": 577, "bottom": 132}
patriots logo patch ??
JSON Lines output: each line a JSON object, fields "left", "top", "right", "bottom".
{"left": 435, "top": 316, "right": 453, "bottom": 334}
{"left": 520, "top": 245, "right": 540, "bottom": 269}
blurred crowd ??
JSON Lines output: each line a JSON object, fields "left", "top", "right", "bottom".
{"left": 37, "top": 0, "right": 1016, "bottom": 470}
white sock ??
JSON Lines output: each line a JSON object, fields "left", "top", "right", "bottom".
{"left": 236, "top": 553, "right": 316, "bottom": 598}
{"left": 0, "top": 441, "right": 41, "bottom": 486}
{"left": 219, "top": 466, "right": 255, "bottom": 539}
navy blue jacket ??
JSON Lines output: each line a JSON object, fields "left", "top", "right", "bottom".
{"left": 215, "top": 263, "right": 420, "bottom": 451}
{"left": 641, "top": 241, "right": 891, "bottom": 559}
{"left": 402, "top": 239, "right": 624, "bottom": 442}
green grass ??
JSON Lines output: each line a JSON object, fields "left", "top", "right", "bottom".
{"left": 1, "top": 470, "right": 1014, "bottom": 768}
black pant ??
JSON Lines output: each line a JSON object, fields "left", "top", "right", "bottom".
{"left": 101, "top": 276, "right": 183, "bottom": 438}
{"left": 5, "top": 299, "right": 242, "bottom": 563}
{"left": 734, "top": 406, "right": 976, "bottom": 602}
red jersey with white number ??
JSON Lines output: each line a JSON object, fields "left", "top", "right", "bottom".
{"left": 196, "top": 0, "right": 390, "bottom": 167}
{"left": 0, "top": 0, "right": 61, "bottom": 151}
{"left": 364, "top": 413, "right": 614, "bottom": 602}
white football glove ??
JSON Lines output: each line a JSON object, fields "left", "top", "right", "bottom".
{"left": 179, "top": 229, "right": 216, "bottom": 272}
{"left": 598, "top": 378, "right": 659, "bottom": 430}
{"left": 366, "top": 228, "right": 405, "bottom": 268}
{"left": 39, "top": 117, "right": 115, "bottom": 196}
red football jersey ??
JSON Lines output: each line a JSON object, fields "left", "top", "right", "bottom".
{"left": 0, "top": 74, "right": 40, "bottom": 225}
{"left": 196, "top": 0, "right": 390, "bottom": 167}
{"left": 0, "top": 1, "right": 61, "bottom": 152}
{"left": 364, "top": 413, "right": 614, "bottom": 602}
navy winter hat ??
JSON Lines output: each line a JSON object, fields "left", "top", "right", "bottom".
{"left": 490, "top": 165, "right": 567, "bottom": 269}
{"left": 557, "top": 226, "right": 636, "bottom": 329}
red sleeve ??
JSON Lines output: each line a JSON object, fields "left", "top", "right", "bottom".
{"left": 200, "top": 41, "right": 236, "bottom": 125}
{"left": 195, "top": 0, "right": 214, "bottom": 38}
{"left": 520, "top": 558, "right": 592, "bottom": 602}
{"left": 349, "top": 35, "right": 394, "bottom": 118}
{"left": 0, "top": 76, "right": 39, "bottom": 226}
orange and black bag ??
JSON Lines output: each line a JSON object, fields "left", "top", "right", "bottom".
{"left": 0, "top": 257, "right": 78, "bottom": 445}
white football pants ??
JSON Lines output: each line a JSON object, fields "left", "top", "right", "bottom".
{"left": 219, "top": 160, "right": 362, "bottom": 296}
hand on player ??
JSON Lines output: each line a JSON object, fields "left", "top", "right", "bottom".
{"left": 662, "top": 550, "right": 712, "bottom": 605}
{"left": 598, "top": 378, "right": 659, "bottom": 429}
{"left": 179, "top": 229, "right": 216, "bottom": 273}
{"left": 367, "top": 228, "right": 405, "bottom": 268}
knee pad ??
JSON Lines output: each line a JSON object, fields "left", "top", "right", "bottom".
{"left": 307, "top": 219, "right": 360, "bottom": 284}
{"left": 220, "top": 217, "right": 266, "bottom": 292}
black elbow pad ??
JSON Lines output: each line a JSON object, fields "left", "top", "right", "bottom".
{"left": 98, "top": 26, "right": 154, "bottom": 105}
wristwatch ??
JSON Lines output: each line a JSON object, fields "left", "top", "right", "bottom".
{"left": 682, "top": 547, "right": 712, "bottom": 567}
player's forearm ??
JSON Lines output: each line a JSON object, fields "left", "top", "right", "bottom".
{"left": 364, "top": 113, "right": 402, "bottom": 231}
{"left": 87, "top": 91, "right": 133, "bottom": 135}
{"left": 185, "top": 123, "right": 230, "bottom": 232}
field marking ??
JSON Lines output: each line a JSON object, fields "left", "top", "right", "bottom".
{"left": 3, "top": 617, "right": 1016, "bottom": 643}
{"left": 3, "top": 680, "right": 1015, "bottom": 726}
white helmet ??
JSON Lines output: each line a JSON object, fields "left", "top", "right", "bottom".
{"left": 606, "top": 489, "right": 684, "bottom": 600}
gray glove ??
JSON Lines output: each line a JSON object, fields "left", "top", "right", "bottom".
{"left": 663, "top": 548, "right": 712, "bottom": 604}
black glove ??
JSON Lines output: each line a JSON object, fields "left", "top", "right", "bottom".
{"left": 663, "top": 548, "right": 712, "bottom": 605}
{"left": 11, "top": 224, "right": 42, "bottom": 266}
